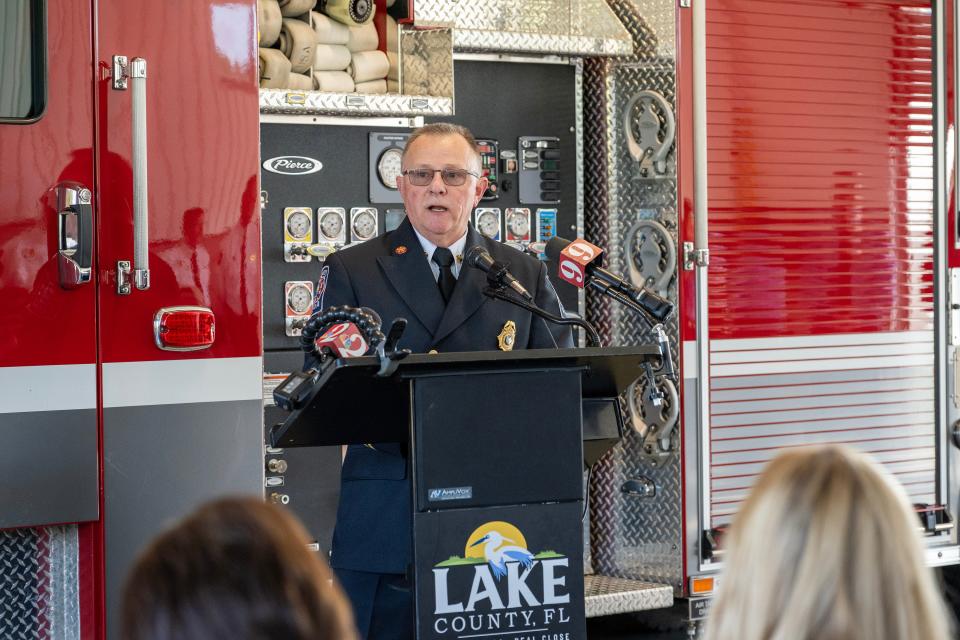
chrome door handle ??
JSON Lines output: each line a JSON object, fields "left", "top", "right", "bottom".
{"left": 57, "top": 185, "right": 93, "bottom": 289}
{"left": 113, "top": 55, "right": 150, "bottom": 294}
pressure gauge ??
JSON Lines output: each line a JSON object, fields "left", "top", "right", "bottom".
{"left": 506, "top": 208, "right": 530, "bottom": 241}
{"left": 377, "top": 147, "right": 404, "bottom": 189}
{"left": 283, "top": 207, "right": 314, "bottom": 262}
{"left": 286, "top": 210, "right": 312, "bottom": 240}
{"left": 286, "top": 283, "right": 313, "bottom": 315}
{"left": 475, "top": 208, "right": 501, "bottom": 240}
{"left": 351, "top": 207, "right": 378, "bottom": 242}
{"left": 318, "top": 208, "right": 345, "bottom": 242}
{"left": 284, "top": 280, "right": 315, "bottom": 337}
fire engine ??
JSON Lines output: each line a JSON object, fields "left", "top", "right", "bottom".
{"left": 2, "top": 0, "right": 958, "bottom": 637}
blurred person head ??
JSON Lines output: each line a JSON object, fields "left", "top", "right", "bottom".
{"left": 705, "top": 445, "right": 951, "bottom": 640}
{"left": 397, "top": 122, "right": 488, "bottom": 248}
{"left": 121, "top": 496, "right": 357, "bottom": 640}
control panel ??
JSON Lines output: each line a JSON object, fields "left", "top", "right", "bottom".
{"left": 477, "top": 138, "right": 499, "bottom": 201}
{"left": 519, "top": 136, "right": 561, "bottom": 205}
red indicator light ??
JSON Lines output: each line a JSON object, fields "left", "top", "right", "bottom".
{"left": 154, "top": 306, "right": 215, "bottom": 351}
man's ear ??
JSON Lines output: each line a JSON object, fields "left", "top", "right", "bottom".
{"left": 473, "top": 176, "right": 489, "bottom": 206}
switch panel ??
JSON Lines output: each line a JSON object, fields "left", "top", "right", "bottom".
{"left": 476, "top": 138, "right": 500, "bottom": 201}
{"left": 519, "top": 136, "right": 561, "bottom": 204}
{"left": 533, "top": 208, "right": 559, "bottom": 260}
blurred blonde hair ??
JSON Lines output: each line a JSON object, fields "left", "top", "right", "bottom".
{"left": 705, "top": 445, "right": 951, "bottom": 640}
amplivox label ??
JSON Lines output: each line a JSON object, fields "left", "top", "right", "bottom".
{"left": 428, "top": 487, "right": 473, "bottom": 502}
{"left": 262, "top": 156, "right": 323, "bottom": 175}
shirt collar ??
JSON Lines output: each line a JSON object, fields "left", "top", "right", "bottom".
{"left": 412, "top": 226, "right": 469, "bottom": 264}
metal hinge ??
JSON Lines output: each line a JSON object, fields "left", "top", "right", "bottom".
{"left": 683, "top": 241, "right": 709, "bottom": 270}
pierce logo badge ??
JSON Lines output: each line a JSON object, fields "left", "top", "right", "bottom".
{"left": 262, "top": 156, "right": 323, "bottom": 175}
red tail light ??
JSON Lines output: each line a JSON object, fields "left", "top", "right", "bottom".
{"left": 154, "top": 306, "right": 215, "bottom": 351}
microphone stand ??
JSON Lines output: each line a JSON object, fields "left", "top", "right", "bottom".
{"left": 481, "top": 285, "right": 604, "bottom": 348}
{"left": 586, "top": 279, "right": 677, "bottom": 383}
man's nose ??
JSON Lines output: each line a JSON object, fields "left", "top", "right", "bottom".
{"left": 428, "top": 171, "right": 447, "bottom": 192}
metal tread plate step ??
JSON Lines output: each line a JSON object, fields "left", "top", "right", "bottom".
{"left": 584, "top": 574, "right": 674, "bottom": 617}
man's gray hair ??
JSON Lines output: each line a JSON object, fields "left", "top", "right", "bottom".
{"left": 402, "top": 122, "right": 482, "bottom": 173}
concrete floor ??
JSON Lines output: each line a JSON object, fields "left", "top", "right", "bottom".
{"left": 586, "top": 614, "right": 697, "bottom": 639}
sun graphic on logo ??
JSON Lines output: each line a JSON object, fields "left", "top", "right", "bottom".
{"left": 464, "top": 521, "right": 528, "bottom": 559}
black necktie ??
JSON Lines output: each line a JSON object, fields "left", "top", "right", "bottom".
{"left": 432, "top": 247, "right": 456, "bottom": 303}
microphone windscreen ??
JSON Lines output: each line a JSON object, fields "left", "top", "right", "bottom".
{"left": 464, "top": 245, "right": 489, "bottom": 269}
{"left": 544, "top": 236, "right": 572, "bottom": 263}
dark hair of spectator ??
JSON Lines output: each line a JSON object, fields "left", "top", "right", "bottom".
{"left": 121, "top": 496, "right": 357, "bottom": 640}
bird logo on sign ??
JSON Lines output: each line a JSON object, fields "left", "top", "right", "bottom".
{"left": 467, "top": 522, "right": 535, "bottom": 580}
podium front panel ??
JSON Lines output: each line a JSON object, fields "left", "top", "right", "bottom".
{"left": 413, "top": 502, "right": 586, "bottom": 640}
{"left": 412, "top": 369, "right": 583, "bottom": 510}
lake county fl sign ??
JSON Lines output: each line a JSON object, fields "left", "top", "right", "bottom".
{"left": 414, "top": 503, "right": 585, "bottom": 640}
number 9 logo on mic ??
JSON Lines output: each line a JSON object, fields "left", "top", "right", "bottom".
{"left": 558, "top": 239, "right": 602, "bottom": 288}
{"left": 316, "top": 321, "right": 369, "bottom": 358}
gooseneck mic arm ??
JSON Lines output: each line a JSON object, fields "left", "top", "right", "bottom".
{"left": 481, "top": 286, "right": 603, "bottom": 348}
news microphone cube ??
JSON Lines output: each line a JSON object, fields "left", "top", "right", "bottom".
{"left": 315, "top": 322, "right": 369, "bottom": 358}
{"left": 558, "top": 239, "right": 603, "bottom": 288}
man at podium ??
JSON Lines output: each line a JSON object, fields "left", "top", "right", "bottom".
{"left": 307, "top": 122, "right": 574, "bottom": 640}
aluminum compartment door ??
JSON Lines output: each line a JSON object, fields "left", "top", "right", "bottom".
{"left": 0, "top": 0, "right": 99, "bottom": 529}
{"left": 704, "top": 0, "right": 937, "bottom": 527}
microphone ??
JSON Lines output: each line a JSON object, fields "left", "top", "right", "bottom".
{"left": 315, "top": 321, "right": 370, "bottom": 357}
{"left": 465, "top": 246, "right": 533, "bottom": 302}
{"left": 545, "top": 236, "right": 673, "bottom": 323}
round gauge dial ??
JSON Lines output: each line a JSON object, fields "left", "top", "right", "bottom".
{"left": 476, "top": 210, "right": 500, "bottom": 238}
{"left": 352, "top": 209, "right": 377, "bottom": 240}
{"left": 287, "top": 284, "right": 312, "bottom": 314}
{"left": 286, "top": 210, "right": 312, "bottom": 240}
{"left": 507, "top": 211, "right": 530, "bottom": 238}
{"left": 377, "top": 147, "right": 404, "bottom": 190}
{"left": 319, "top": 210, "right": 344, "bottom": 241}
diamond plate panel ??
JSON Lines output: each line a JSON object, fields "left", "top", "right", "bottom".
{"left": 0, "top": 526, "right": 79, "bottom": 640}
{"left": 584, "top": 0, "right": 684, "bottom": 592}
{"left": 414, "top": 0, "right": 632, "bottom": 56}
{"left": 584, "top": 574, "right": 674, "bottom": 617}
{"left": 259, "top": 89, "right": 453, "bottom": 116}
{"left": 399, "top": 27, "right": 453, "bottom": 98}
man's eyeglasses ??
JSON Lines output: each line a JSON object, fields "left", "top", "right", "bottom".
{"left": 402, "top": 168, "right": 479, "bottom": 187}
